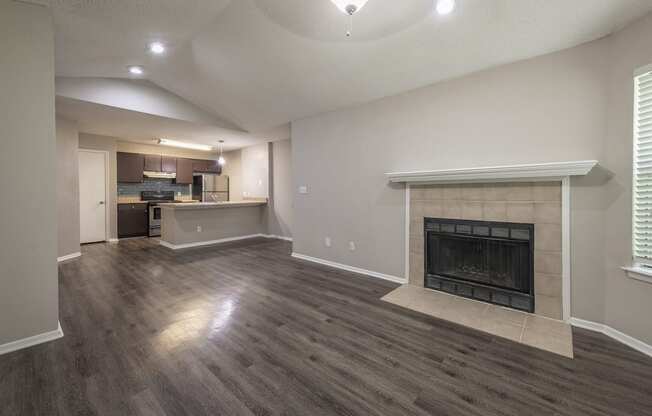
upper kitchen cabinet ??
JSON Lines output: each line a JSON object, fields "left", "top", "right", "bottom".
{"left": 192, "top": 159, "right": 209, "bottom": 173}
{"left": 144, "top": 154, "right": 162, "bottom": 172}
{"left": 161, "top": 156, "right": 177, "bottom": 173}
{"left": 176, "top": 158, "right": 193, "bottom": 184}
{"left": 206, "top": 159, "right": 222, "bottom": 174}
{"left": 117, "top": 152, "right": 144, "bottom": 183}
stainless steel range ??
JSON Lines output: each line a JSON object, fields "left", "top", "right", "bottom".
{"left": 141, "top": 191, "right": 178, "bottom": 237}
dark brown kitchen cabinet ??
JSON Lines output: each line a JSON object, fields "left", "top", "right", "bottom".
{"left": 161, "top": 156, "right": 177, "bottom": 173}
{"left": 117, "top": 152, "right": 144, "bottom": 183}
{"left": 176, "top": 158, "right": 193, "bottom": 184}
{"left": 206, "top": 159, "right": 221, "bottom": 174}
{"left": 192, "top": 159, "right": 209, "bottom": 172}
{"left": 144, "top": 154, "right": 162, "bottom": 172}
{"left": 118, "top": 203, "right": 148, "bottom": 238}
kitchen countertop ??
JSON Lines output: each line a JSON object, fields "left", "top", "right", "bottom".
{"left": 159, "top": 201, "right": 267, "bottom": 210}
{"left": 117, "top": 199, "right": 200, "bottom": 204}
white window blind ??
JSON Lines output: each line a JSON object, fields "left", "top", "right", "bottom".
{"left": 634, "top": 68, "right": 652, "bottom": 261}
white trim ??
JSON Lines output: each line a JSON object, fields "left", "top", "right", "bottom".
{"left": 160, "top": 234, "right": 266, "bottom": 250}
{"left": 0, "top": 322, "right": 64, "bottom": 356}
{"left": 291, "top": 252, "right": 407, "bottom": 284}
{"left": 57, "top": 252, "right": 81, "bottom": 263}
{"left": 622, "top": 265, "right": 652, "bottom": 284}
{"left": 78, "top": 149, "right": 110, "bottom": 244}
{"left": 405, "top": 184, "right": 411, "bottom": 281}
{"left": 570, "top": 317, "right": 652, "bottom": 358}
{"left": 561, "top": 176, "right": 571, "bottom": 321}
{"left": 108, "top": 238, "right": 119, "bottom": 243}
{"left": 264, "top": 234, "right": 293, "bottom": 242}
{"left": 385, "top": 160, "right": 597, "bottom": 184}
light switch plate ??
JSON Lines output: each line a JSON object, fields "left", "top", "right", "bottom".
{"left": 299, "top": 185, "right": 308, "bottom": 194}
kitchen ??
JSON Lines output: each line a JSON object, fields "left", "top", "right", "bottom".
{"left": 80, "top": 138, "right": 271, "bottom": 246}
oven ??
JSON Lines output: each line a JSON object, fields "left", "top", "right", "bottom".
{"left": 141, "top": 191, "right": 176, "bottom": 238}
{"left": 148, "top": 204, "right": 162, "bottom": 237}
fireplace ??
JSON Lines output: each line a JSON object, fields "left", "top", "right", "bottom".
{"left": 424, "top": 218, "right": 534, "bottom": 312}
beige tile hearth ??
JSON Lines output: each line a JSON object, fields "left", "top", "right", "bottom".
{"left": 381, "top": 285, "right": 573, "bottom": 358}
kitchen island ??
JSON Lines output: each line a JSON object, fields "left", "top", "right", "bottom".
{"left": 158, "top": 200, "right": 267, "bottom": 249}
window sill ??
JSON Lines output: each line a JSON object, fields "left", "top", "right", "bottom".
{"left": 622, "top": 266, "right": 652, "bottom": 284}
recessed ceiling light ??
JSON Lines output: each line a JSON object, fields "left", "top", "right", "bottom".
{"left": 128, "top": 65, "right": 144, "bottom": 75}
{"left": 148, "top": 42, "right": 166, "bottom": 55}
{"left": 436, "top": 0, "right": 456, "bottom": 15}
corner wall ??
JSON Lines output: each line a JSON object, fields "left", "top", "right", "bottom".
{"left": 0, "top": 1, "right": 59, "bottom": 345}
{"left": 57, "top": 117, "right": 80, "bottom": 258}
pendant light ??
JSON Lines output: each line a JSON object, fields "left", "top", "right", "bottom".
{"left": 217, "top": 140, "right": 226, "bottom": 166}
{"left": 330, "top": 0, "right": 369, "bottom": 37}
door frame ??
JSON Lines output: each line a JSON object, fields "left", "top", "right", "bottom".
{"left": 78, "top": 149, "right": 110, "bottom": 243}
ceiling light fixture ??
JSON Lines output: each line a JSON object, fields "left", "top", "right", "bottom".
{"left": 330, "top": 0, "right": 369, "bottom": 37}
{"left": 148, "top": 42, "right": 166, "bottom": 55}
{"left": 128, "top": 65, "right": 144, "bottom": 75}
{"left": 158, "top": 138, "right": 213, "bottom": 152}
{"left": 217, "top": 140, "right": 226, "bottom": 166}
{"left": 436, "top": 0, "right": 456, "bottom": 15}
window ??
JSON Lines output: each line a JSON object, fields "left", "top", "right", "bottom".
{"left": 633, "top": 66, "right": 652, "bottom": 264}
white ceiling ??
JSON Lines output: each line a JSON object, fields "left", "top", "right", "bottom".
{"left": 52, "top": 0, "right": 652, "bottom": 140}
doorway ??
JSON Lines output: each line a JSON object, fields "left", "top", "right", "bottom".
{"left": 79, "top": 149, "right": 108, "bottom": 243}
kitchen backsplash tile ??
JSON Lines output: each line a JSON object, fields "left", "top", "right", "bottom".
{"left": 118, "top": 178, "right": 191, "bottom": 197}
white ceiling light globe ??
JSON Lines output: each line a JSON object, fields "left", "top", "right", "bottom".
{"left": 436, "top": 0, "right": 456, "bottom": 15}
{"left": 128, "top": 65, "right": 144, "bottom": 75}
{"left": 148, "top": 42, "right": 166, "bottom": 55}
{"left": 330, "top": 0, "right": 369, "bottom": 15}
{"left": 218, "top": 156, "right": 226, "bottom": 166}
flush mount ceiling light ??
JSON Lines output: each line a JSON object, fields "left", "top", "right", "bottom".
{"left": 217, "top": 140, "right": 226, "bottom": 166}
{"left": 158, "top": 138, "right": 213, "bottom": 152}
{"left": 436, "top": 0, "right": 456, "bottom": 15}
{"left": 127, "top": 65, "right": 144, "bottom": 75}
{"left": 330, "top": 0, "right": 370, "bottom": 37}
{"left": 148, "top": 42, "right": 166, "bottom": 55}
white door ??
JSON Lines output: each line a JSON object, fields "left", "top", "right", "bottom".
{"left": 79, "top": 150, "right": 107, "bottom": 243}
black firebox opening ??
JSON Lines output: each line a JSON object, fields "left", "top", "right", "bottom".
{"left": 424, "top": 218, "right": 535, "bottom": 312}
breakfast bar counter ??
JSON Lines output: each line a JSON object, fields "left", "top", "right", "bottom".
{"left": 159, "top": 200, "right": 267, "bottom": 249}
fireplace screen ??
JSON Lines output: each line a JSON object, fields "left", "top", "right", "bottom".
{"left": 425, "top": 218, "right": 534, "bottom": 312}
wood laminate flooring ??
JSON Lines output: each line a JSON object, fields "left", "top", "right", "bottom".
{"left": 1, "top": 238, "right": 651, "bottom": 416}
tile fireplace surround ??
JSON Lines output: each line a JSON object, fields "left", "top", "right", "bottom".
{"left": 409, "top": 182, "right": 562, "bottom": 319}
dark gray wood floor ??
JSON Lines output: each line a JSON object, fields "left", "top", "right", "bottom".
{"left": 1, "top": 238, "right": 651, "bottom": 415}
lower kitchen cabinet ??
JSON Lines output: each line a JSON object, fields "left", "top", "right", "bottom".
{"left": 118, "top": 203, "right": 148, "bottom": 238}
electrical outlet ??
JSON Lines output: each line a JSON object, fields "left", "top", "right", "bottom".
{"left": 299, "top": 185, "right": 308, "bottom": 194}
{"left": 196, "top": 226, "right": 202, "bottom": 232}
{"left": 324, "top": 237, "right": 331, "bottom": 247}
{"left": 349, "top": 241, "right": 356, "bottom": 251}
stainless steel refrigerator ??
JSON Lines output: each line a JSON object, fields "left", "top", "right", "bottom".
{"left": 192, "top": 174, "right": 229, "bottom": 202}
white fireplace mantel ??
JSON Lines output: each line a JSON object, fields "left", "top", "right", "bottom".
{"left": 394, "top": 159, "right": 599, "bottom": 322}
{"left": 385, "top": 160, "right": 598, "bottom": 184}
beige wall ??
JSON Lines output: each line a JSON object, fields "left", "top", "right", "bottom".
{"left": 56, "top": 117, "right": 81, "bottom": 258}
{"left": 242, "top": 142, "right": 270, "bottom": 199}
{"left": 291, "top": 13, "right": 652, "bottom": 345}
{"left": 268, "top": 139, "right": 293, "bottom": 238}
{"left": 0, "top": 1, "right": 59, "bottom": 344}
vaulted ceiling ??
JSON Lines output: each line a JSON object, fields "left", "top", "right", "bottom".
{"left": 52, "top": 0, "right": 652, "bottom": 141}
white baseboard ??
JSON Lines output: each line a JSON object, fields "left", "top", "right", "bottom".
{"left": 108, "top": 238, "right": 119, "bottom": 243}
{"left": 160, "top": 234, "right": 267, "bottom": 250}
{"left": 57, "top": 252, "right": 81, "bottom": 263}
{"left": 570, "top": 317, "right": 652, "bottom": 358}
{"left": 0, "top": 322, "right": 64, "bottom": 356}
{"left": 291, "top": 252, "right": 407, "bottom": 284}
{"left": 264, "top": 234, "right": 293, "bottom": 242}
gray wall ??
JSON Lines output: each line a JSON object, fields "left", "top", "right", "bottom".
{"left": 0, "top": 1, "right": 59, "bottom": 344}
{"left": 56, "top": 117, "right": 81, "bottom": 258}
{"left": 268, "top": 139, "right": 293, "bottom": 238}
{"left": 603, "top": 13, "right": 652, "bottom": 343}
{"left": 292, "top": 14, "right": 652, "bottom": 345}
{"left": 222, "top": 149, "right": 243, "bottom": 200}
